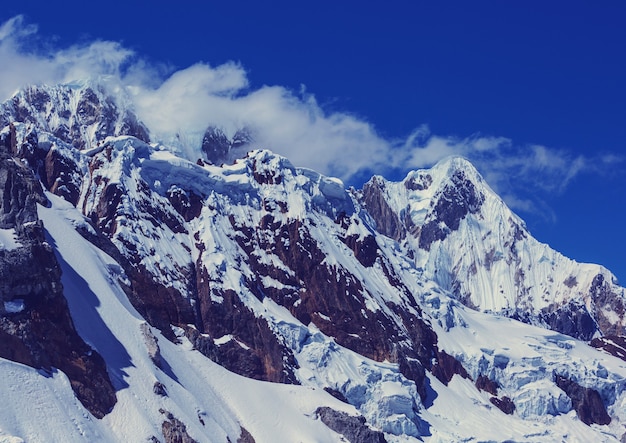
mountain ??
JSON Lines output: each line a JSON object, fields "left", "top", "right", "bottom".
{"left": 1, "top": 82, "right": 626, "bottom": 442}
{"left": 358, "top": 158, "right": 626, "bottom": 340}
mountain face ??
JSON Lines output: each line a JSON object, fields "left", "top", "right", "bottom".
{"left": 1, "top": 83, "right": 626, "bottom": 442}
{"left": 358, "top": 161, "right": 626, "bottom": 340}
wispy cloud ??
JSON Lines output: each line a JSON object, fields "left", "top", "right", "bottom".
{"left": 396, "top": 127, "right": 622, "bottom": 214}
{"left": 0, "top": 15, "right": 620, "bottom": 218}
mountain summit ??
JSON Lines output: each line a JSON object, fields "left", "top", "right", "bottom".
{"left": 1, "top": 82, "right": 625, "bottom": 442}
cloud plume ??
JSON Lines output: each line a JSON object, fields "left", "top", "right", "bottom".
{"left": 0, "top": 15, "right": 619, "bottom": 217}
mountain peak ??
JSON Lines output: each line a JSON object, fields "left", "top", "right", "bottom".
{"left": 1, "top": 82, "right": 149, "bottom": 151}
{"left": 432, "top": 154, "right": 480, "bottom": 174}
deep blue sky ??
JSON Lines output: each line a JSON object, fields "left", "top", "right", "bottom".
{"left": 2, "top": 1, "right": 625, "bottom": 281}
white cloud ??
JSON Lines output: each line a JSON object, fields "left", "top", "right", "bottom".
{"left": 0, "top": 15, "right": 620, "bottom": 218}
{"left": 0, "top": 15, "right": 138, "bottom": 99}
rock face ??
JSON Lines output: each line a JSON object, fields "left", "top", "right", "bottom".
{"left": 316, "top": 407, "right": 387, "bottom": 443}
{"left": 554, "top": 375, "right": 611, "bottom": 425}
{"left": 2, "top": 82, "right": 626, "bottom": 442}
{"left": 201, "top": 126, "right": 252, "bottom": 165}
{"left": 0, "top": 131, "right": 116, "bottom": 418}
{"left": 417, "top": 169, "right": 484, "bottom": 251}
{"left": 591, "top": 335, "right": 626, "bottom": 362}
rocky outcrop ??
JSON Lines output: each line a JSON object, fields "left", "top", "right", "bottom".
{"left": 0, "top": 129, "right": 47, "bottom": 229}
{"left": 590, "top": 335, "right": 626, "bottom": 362}
{"left": 475, "top": 374, "right": 499, "bottom": 395}
{"left": 160, "top": 409, "right": 197, "bottom": 443}
{"left": 555, "top": 375, "right": 611, "bottom": 425}
{"left": 316, "top": 407, "right": 387, "bottom": 443}
{"left": 590, "top": 273, "right": 626, "bottom": 336}
{"left": 189, "top": 287, "right": 300, "bottom": 384}
{"left": 490, "top": 396, "right": 516, "bottom": 415}
{"left": 166, "top": 186, "right": 203, "bottom": 222}
{"left": 201, "top": 126, "right": 251, "bottom": 165}
{"left": 360, "top": 177, "right": 406, "bottom": 240}
{"left": 539, "top": 301, "right": 597, "bottom": 341}
{"left": 0, "top": 136, "right": 116, "bottom": 418}
{"left": 236, "top": 427, "right": 256, "bottom": 443}
{"left": 418, "top": 169, "right": 484, "bottom": 251}
{"left": 431, "top": 350, "right": 470, "bottom": 385}
{"left": 224, "top": 206, "right": 440, "bottom": 400}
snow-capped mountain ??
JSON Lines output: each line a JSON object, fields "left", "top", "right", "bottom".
{"left": 358, "top": 159, "right": 626, "bottom": 340}
{"left": 1, "top": 82, "right": 626, "bottom": 442}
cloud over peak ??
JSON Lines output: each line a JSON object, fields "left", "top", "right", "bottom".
{"left": 0, "top": 15, "right": 618, "bottom": 218}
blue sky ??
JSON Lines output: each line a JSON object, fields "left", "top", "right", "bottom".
{"left": 1, "top": 1, "right": 625, "bottom": 281}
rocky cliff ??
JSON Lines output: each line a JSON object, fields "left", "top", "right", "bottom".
{"left": 0, "top": 124, "right": 116, "bottom": 419}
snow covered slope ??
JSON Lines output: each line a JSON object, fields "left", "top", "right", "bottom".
{"left": 1, "top": 82, "right": 626, "bottom": 442}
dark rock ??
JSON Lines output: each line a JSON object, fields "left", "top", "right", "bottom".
{"left": 554, "top": 374, "right": 611, "bottom": 425}
{"left": 153, "top": 381, "right": 168, "bottom": 396}
{"left": 540, "top": 301, "right": 597, "bottom": 341}
{"left": 476, "top": 374, "right": 499, "bottom": 395}
{"left": 418, "top": 170, "right": 484, "bottom": 250}
{"left": 0, "top": 133, "right": 48, "bottom": 230}
{"left": 201, "top": 126, "right": 251, "bottom": 165}
{"left": 237, "top": 427, "right": 256, "bottom": 443}
{"left": 119, "top": 264, "right": 197, "bottom": 342}
{"left": 324, "top": 387, "right": 350, "bottom": 403}
{"left": 360, "top": 177, "right": 405, "bottom": 241}
{"left": 316, "top": 407, "right": 387, "bottom": 443}
{"left": 0, "top": 142, "right": 116, "bottom": 418}
{"left": 232, "top": 128, "right": 253, "bottom": 149}
{"left": 7, "top": 123, "right": 42, "bottom": 170}
{"left": 590, "top": 335, "right": 626, "bottom": 362}
{"left": 589, "top": 274, "right": 626, "bottom": 336}
{"left": 201, "top": 127, "right": 230, "bottom": 165}
{"left": 404, "top": 173, "right": 432, "bottom": 191}
{"left": 398, "top": 356, "right": 428, "bottom": 401}
{"left": 431, "top": 350, "right": 470, "bottom": 385}
{"left": 563, "top": 275, "right": 578, "bottom": 288}
{"left": 161, "top": 410, "right": 197, "bottom": 443}
{"left": 44, "top": 146, "right": 82, "bottom": 205}
{"left": 191, "top": 285, "right": 299, "bottom": 384}
{"left": 342, "top": 233, "right": 379, "bottom": 267}
{"left": 167, "top": 186, "right": 203, "bottom": 222}
{"left": 490, "top": 396, "right": 515, "bottom": 415}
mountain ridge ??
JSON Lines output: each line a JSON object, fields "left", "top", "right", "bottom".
{"left": 1, "top": 82, "right": 625, "bottom": 442}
